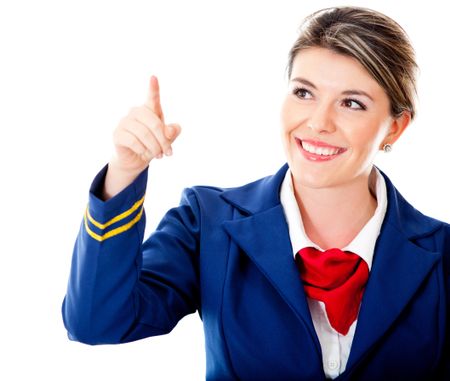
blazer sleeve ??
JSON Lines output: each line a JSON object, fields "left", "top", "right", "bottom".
{"left": 62, "top": 164, "right": 200, "bottom": 345}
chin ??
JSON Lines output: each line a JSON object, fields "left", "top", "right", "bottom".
{"left": 290, "top": 163, "right": 337, "bottom": 190}
{"left": 298, "top": 174, "right": 335, "bottom": 189}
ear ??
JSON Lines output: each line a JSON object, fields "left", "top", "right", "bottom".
{"left": 380, "top": 111, "right": 411, "bottom": 149}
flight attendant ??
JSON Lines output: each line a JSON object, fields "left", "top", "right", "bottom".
{"left": 62, "top": 6, "right": 450, "bottom": 380}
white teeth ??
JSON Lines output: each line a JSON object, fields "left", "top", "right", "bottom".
{"left": 302, "top": 141, "right": 340, "bottom": 156}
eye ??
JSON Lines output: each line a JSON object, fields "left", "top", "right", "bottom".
{"left": 292, "top": 87, "right": 313, "bottom": 99}
{"left": 342, "top": 98, "right": 366, "bottom": 111}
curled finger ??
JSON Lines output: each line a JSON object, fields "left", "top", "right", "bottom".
{"left": 130, "top": 107, "right": 173, "bottom": 156}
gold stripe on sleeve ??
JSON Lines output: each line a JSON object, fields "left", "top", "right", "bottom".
{"left": 86, "top": 195, "right": 145, "bottom": 230}
{"left": 84, "top": 205, "right": 144, "bottom": 242}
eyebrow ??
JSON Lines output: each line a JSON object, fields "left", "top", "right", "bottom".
{"left": 290, "top": 76, "right": 374, "bottom": 102}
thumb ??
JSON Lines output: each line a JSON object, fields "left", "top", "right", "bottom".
{"left": 165, "top": 123, "right": 182, "bottom": 140}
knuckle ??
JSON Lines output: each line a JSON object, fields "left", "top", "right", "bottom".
{"left": 130, "top": 137, "right": 144, "bottom": 154}
{"left": 161, "top": 139, "right": 171, "bottom": 150}
{"left": 128, "top": 106, "right": 139, "bottom": 115}
{"left": 112, "top": 127, "right": 124, "bottom": 143}
{"left": 122, "top": 119, "right": 143, "bottom": 135}
{"left": 142, "top": 105, "right": 160, "bottom": 121}
{"left": 150, "top": 121, "right": 165, "bottom": 133}
{"left": 149, "top": 140, "right": 163, "bottom": 154}
{"left": 142, "top": 127, "right": 154, "bottom": 141}
{"left": 117, "top": 116, "right": 129, "bottom": 128}
{"left": 117, "top": 115, "right": 137, "bottom": 133}
{"left": 141, "top": 151, "right": 152, "bottom": 162}
{"left": 137, "top": 106, "right": 157, "bottom": 126}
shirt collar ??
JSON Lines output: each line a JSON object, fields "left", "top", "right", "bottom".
{"left": 279, "top": 167, "right": 388, "bottom": 271}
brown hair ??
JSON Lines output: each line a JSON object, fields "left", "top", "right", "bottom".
{"left": 286, "top": 6, "right": 418, "bottom": 119}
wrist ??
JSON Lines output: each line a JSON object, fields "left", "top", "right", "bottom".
{"left": 102, "top": 160, "right": 148, "bottom": 201}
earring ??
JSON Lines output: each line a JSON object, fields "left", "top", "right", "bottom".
{"left": 383, "top": 143, "right": 392, "bottom": 153}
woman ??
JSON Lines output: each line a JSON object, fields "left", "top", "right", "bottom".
{"left": 62, "top": 6, "right": 450, "bottom": 380}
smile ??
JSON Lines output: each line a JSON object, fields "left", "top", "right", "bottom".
{"left": 296, "top": 138, "right": 348, "bottom": 162}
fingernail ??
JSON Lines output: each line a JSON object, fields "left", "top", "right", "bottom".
{"left": 165, "top": 147, "right": 173, "bottom": 156}
{"left": 156, "top": 153, "right": 163, "bottom": 159}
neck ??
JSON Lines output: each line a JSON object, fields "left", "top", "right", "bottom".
{"left": 293, "top": 168, "right": 378, "bottom": 250}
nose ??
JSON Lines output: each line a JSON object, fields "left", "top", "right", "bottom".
{"left": 307, "top": 102, "right": 336, "bottom": 134}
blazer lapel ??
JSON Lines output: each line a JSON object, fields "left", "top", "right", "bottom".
{"left": 221, "top": 164, "right": 322, "bottom": 357}
{"left": 222, "top": 207, "right": 320, "bottom": 350}
{"left": 345, "top": 221, "right": 440, "bottom": 370}
{"left": 345, "top": 170, "right": 442, "bottom": 373}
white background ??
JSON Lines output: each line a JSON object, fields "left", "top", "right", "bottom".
{"left": 1, "top": 0, "right": 449, "bottom": 379}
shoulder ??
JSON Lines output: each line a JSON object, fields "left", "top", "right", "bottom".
{"left": 380, "top": 167, "right": 450, "bottom": 246}
{"left": 181, "top": 164, "right": 289, "bottom": 217}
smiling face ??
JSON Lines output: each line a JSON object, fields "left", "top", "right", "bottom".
{"left": 281, "top": 47, "right": 407, "bottom": 190}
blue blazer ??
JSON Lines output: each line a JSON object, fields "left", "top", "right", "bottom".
{"left": 62, "top": 164, "right": 450, "bottom": 380}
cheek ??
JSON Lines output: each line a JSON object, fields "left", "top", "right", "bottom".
{"left": 280, "top": 97, "right": 297, "bottom": 132}
{"left": 279, "top": 99, "right": 296, "bottom": 156}
{"left": 345, "top": 123, "right": 387, "bottom": 157}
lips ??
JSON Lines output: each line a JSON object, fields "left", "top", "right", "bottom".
{"left": 296, "top": 138, "right": 347, "bottom": 161}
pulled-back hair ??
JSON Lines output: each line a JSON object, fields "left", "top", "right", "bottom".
{"left": 286, "top": 7, "right": 418, "bottom": 119}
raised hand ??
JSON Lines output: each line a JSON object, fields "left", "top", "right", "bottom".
{"left": 103, "top": 75, "right": 181, "bottom": 199}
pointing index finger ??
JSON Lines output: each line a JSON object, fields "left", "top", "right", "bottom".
{"left": 146, "top": 75, "right": 165, "bottom": 123}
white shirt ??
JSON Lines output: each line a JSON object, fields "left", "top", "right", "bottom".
{"left": 279, "top": 167, "right": 388, "bottom": 379}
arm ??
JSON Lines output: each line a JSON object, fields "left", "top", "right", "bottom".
{"left": 62, "top": 75, "right": 192, "bottom": 344}
{"left": 62, "top": 164, "right": 200, "bottom": 344}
